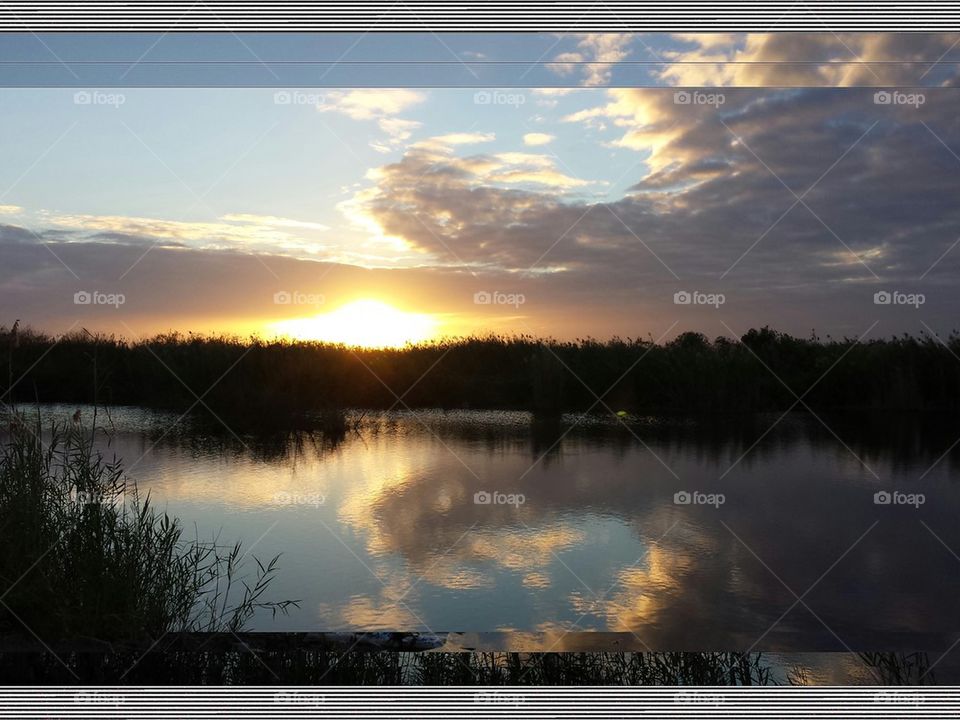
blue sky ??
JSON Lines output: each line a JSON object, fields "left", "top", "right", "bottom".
{"left": 3, "top": 32, "right": 960, "bottom": 345}
{"left": 0, "top": 87, "right": 636, "bottom": 234}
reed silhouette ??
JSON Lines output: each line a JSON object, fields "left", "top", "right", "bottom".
{"left": 0, "top": 416, "right": 297, "bottom": 645}
{"left": 3, "top": 326, "right": 960, "bottom": 422}
{"left": 0, "top": 646, "right": 942, "bottom": 685}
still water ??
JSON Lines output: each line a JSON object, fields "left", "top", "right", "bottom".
{"left": 29, "top": 405, "right": 960, "bottom": 651}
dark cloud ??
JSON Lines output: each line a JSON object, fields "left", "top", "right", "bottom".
{"left": 0, "top": 222, "right": 48, "bottom": 244}
{"left": 352, "top": 88, "right": 960, "bottom": 285}
{"left": 327, "top": 86, "right": 960, "bottom": 338}
{"left": 659, "top": 32, "right": 960, "bottom": 87}
{"left": 85, "top": 231, "right": 188, "bottom": 248}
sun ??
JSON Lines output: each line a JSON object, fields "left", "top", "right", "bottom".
{"left": 270, "top": 299, "right": 438, "bottom": 348}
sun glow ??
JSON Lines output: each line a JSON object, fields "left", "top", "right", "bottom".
{"left": 270, "top": 299, "right": 438, "bottom": 348}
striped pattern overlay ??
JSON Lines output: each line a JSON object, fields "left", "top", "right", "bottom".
{"left": 0, "top": 2, "right": 958, "bottom": 31}
{"left": 0, "top": 687, "right": 958, "bottom": 717}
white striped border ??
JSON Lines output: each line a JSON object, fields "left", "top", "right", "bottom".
{"left": 1, "top": 687, "right": 960, "bottom": 718}
{"left": 0, "top": 2, "right": 959, "bottom": 31}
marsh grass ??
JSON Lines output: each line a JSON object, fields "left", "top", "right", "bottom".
{"left": 0, "top": 648, "right": 939, "bottom": 685}
{"left": 0, "top": 648, "right": 782, "bottom": 684}
{"left": 0, "top": 414, "right": 297, "bottom": 643}
{"left": 408, "top": 651, "right": 774, "bottom": 685}
{"left": 4, "top": 325, "right": 960, "bottom": 417}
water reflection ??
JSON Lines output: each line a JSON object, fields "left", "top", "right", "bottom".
{"left": 8, "top": 404, "right": 960, "bottom": 650}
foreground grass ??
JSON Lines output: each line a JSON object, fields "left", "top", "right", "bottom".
{"left": 3, "top": 326, "right": 960, "bottom": 422}
{"left": 0, "top": 647, "right": 939, "bottom": 685}
{"left": 0, "top": 417, "right": 296, "bottom": 643}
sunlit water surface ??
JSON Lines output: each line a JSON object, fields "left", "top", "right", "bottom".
{"left": 18, "top": 405, "right": 960, "bottom": 652}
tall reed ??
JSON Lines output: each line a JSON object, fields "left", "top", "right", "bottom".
{"left": 0, "top": 414, "right": 296, "bottom": 642}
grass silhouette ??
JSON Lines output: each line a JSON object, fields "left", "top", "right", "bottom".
{"left": 3, "top": 325, "right": 959, "bottom": 422}
{"left": 0, "top": 415, "right": 297, "bottom": 643}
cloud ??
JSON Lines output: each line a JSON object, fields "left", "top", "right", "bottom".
{"left": 523, "top": 133, "right": 555, "bottom": 146}
{"left": 658, "top": 32, "right": 960, "bottom": 87}
{"left": 10, "top": 76, "right": 960, "bottom": 341}
{"left": 369, "top": 117, "right": 422, "bottom": 153}
{"left": 532, "top": 88, "right": 580, "bottom": 108}
{"left": 221, "top": 214, "right": 329, "bottom": 232}
{"left": 39, "top": 212, "right": 337, "bottom": 259}
{"left": 0, "top": 223, "right": 44, "bottom": 244}
{"left": 485, "top": 151, "right": 589, "bottom": 187}
{"left": 318, "top": 89, "right": 426, "bottom": 120}
{"left": 319, "top": 89, "right": 427, "bottom": 152}
{"left": 546, "top": 51, "right": 584, "bottom": 77}
{"left": 414, "top": 132, "right": 496, "bottom": 152}
{"left": 0, "top": 233, "right": 510, "bottom": 337}
{"left": 0, "top": 205, "right": 23, "bottom": 215}
{"left": 547, "top": 33, "right": 634, "bottom": 86}
{"left": 336, "top": 85, "right": 960, "bottom": 342}
{"left": 428, "top": 132, "right": 496, "bottom": 146}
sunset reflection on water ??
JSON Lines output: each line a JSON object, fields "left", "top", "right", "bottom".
{"left": 24, "top": 404, "right": 960, "bottom": 651}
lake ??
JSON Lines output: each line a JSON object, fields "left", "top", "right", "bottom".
{"left": 18, "top": 404, "right": 960, "bottom": 653}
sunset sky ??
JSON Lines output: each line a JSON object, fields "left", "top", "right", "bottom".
{"left": 2, "top": 32, "right": 960, "bottom": 346}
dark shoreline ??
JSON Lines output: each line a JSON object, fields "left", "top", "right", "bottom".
{"left": 3, "top": 326, "right": 960, "bottom": 421}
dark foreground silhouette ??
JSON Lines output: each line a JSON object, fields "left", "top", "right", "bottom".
{"left": 3, "top": 326, "right": 960, "bottom": 429}
{"left": 0, "top": 645, "right": 942, "bottom": 685}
